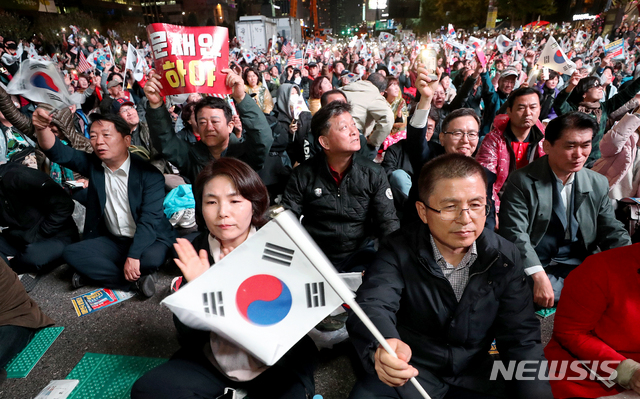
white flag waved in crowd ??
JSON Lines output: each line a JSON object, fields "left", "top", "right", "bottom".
{"left": 162, "top": 211, "right": 344, "bottom": 366}
{"left": 6, "top": 59, "right": 73, "bottom": 109}
{"left": 536, "top": 35, "right": 576, "bottom": 75}
{"left": 496, "top": 34, "right": 513, "bottom": 53}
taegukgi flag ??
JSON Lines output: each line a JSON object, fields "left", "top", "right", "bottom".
{"left": 6, "top": 59, "right": 73, "bottom": 109}
{"left": 162, "top": 210, "right": 344, "bottom": 366}
{"left": 379, "top": 32, "right": 393, "bottom": 42}
{"left": 496, "top": 35, "right": 513, "bottom": 53}
{"left": 536, "top": 35, "right": 576, "bottom": 75}
{"left": 467, "top": 36, "right": 486, "bottom": 51}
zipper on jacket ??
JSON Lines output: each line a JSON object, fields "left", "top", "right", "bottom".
{"left": 468, "top": 255, "right": 500, "bottom": 280}
{"left": 418, "top": 257, "right": 458, "bottom": 300}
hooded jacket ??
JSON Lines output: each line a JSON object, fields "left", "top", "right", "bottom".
{"left": 276, "top": 83, "right": 314, "bottom": 165}
{"left": 341, "top": 80, "right": 394, "bottom": 148}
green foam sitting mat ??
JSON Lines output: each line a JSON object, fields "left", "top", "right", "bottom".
{"left": 65, "top": 353, "right": 168, "bottom": 399}
{"left": 6, "top": 326, "right": 64, "bottom": 378}
{"left": 535, "top": 307, "right": 557, "bottom": 318}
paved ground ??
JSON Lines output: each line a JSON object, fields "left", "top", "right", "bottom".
{"left": 0, "top": 263, "right": 554, "bottom": 399}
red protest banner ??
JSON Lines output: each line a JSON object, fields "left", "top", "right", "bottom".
{"left": 146, "top": 23, "right": 232, "bottom": 96}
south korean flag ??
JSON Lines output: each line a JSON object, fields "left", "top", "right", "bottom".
{"left": 162, "top": 211, "right": 344, "bottom": 366}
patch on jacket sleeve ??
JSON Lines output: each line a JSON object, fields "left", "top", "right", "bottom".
{"left": 314, "top": 187, "right": 322, "bottom": 197}
{"left": 386, "top": 188, "right": 393, "bottom": 200}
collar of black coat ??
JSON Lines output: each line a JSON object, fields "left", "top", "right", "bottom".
{"left": 401, "top": 220, "right": 515, "bottom": 278}
{"left": 524, "top": 155, "right": 594, "bottom": 197}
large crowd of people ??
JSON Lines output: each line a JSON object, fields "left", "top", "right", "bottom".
{"left": 0, "top": 20, "right": 640, "bottom": 399}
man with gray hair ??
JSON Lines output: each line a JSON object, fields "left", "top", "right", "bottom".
{"left": 341, "top": 72, "right": 394, "bottom": 159}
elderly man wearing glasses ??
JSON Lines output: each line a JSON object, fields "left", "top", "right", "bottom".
{"left": 347, "top": 153, "right": 553, "bottom": 399}
{"left": 476, "top": 86, "right": 546, "bottom": 213}
{"left": 402, "top": 67, "right": 497, "bottom": 229}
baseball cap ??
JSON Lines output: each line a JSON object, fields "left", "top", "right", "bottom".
{"left": 111, "top": 98, "right": 135, "bottom": 114}
{"left": 107, "top": 80, "right": 122, "bottom": 89}
{"left": 308, "top": 62, "right": 318, "bottom": 68}
{"left": 500, "top": 67, "right": 519, "bottom": 79}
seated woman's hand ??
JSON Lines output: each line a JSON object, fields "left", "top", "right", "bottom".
{"left": 173, "top": 237, "right": 211, "bottom": 282}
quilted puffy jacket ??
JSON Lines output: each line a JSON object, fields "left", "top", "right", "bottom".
{"left": 281, "top": 151, "right": 399, "bottom": 267}
{"left": 476, "top": 114, "right": 545, "bottom": 212}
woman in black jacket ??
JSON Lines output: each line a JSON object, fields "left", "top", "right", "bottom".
{"left": 132, "top": 158, "right": 317, "bottom": 399}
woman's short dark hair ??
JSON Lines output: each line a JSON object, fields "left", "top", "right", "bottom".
{"left": 89, "top": 113, "right": 131, "bottom": 137}
{"left": 547, "top": 70, "right": 559, "bottom": 81}
{"left": 544, "top": 111, "right": 598, "bottom": 145}
{"left": 310, "top": 75, "right": 331, "bottom": 100}
{"left": 506, "top": 87, "right": 541, "bottom": 110}
{"left": 311, "top": 101, "right": 352, "bottom": 138}
{"left": 570, "top": 76, "right": 601, "bottom": 104}
{"left": 193, "top": 158, "right": 270, "bottom": 230}
{"left": 418, "top": 153, "right": 487, "bottom": 204}
{"left": 242, "top": 67, "right": 260, "bottom": 86}
{"left": 194, "top": 97, "right": 232, "bottom": 124}
{"left": 441, "top": 108, "right": 481, "bottom": 133}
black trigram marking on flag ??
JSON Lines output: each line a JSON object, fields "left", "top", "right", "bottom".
{"left": 305, "top": 282, "right": 326, "bottom": 308}
{"left": 262, "top": 242, "right": 294, "bottom": 266}
{"left": 203, "top": 291, "right": 225, "bottom": 316}
{"left": 544, "top": 56, "right": 550, "bottom": 64}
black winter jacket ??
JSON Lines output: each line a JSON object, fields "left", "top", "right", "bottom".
{"left": 281, "top": 152, "right": 399, "bottom": 267}
{"left": 0, "top": 163, "right": 78, "bottom": 245}
{"left": 347, "top": 222, "right": 553, "bottom": 399}
{"left": 381, "top": 140, "right": 413, "bottom": 211}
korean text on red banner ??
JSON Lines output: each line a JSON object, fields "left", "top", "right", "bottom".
{"left": 147, "top": 24, "right": 232, "bottom": 96}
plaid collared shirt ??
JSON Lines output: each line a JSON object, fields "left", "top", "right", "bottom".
{"left": 430, "top": 235, "right": 478, "bottom": 302}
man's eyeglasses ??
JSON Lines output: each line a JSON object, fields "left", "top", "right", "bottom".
{"left": 443, "top": 130, "right": 479, "bottom": 140}
{"left": 423, "top": 202, "right": 490, "bottom": 221}
{"left": 119, "top": 106, "right": 135, "bottom": 114}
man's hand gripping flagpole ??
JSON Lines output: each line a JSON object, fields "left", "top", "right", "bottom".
{"left": 271, "top": 208, "right": 432, "bottom": 399}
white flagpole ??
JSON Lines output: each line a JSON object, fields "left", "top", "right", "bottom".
{"left": 272, "top": 210, "right": 432, "bottom": 399}
{"left": 123, "top": 41, "right": 131, "bottom": 90}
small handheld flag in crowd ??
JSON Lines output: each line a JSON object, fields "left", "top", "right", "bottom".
{"left": 7, "top": 59, "right": 73, "bottom": 110}
{"left": 536, "top": 35, "right": 576, "bottom": 75}
{"left": 77, "top": 52, "right": 93, "bottom": 73}
{"left": 496, "top": 35, "right": 513, "bottom": 54}
{"left": 286, "top": 51, "right": 304, "bottom": 68}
